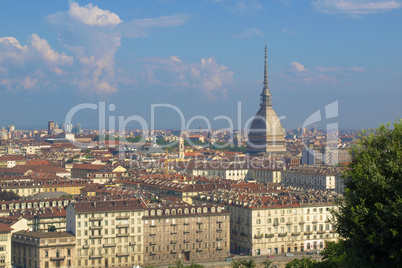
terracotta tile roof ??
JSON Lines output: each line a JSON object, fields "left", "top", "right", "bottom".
{"left": 71, "top": 199, "right": 147, "bottom": 213}
{"left": 0, "top": 222, "right": 13, "bottom": 232}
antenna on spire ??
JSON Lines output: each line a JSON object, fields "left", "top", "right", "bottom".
{"left": 260, "top": 44, "right": 272, "bottom": 107}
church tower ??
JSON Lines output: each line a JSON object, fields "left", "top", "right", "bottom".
{"left": 246, "top": 45, "right": 286, "bottom": 154}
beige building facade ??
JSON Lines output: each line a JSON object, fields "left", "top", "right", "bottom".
{"left": 196, "top": 190, "right": 340, "bottom": 256}
{"left": 142, "top": 204, "right": 230, "bottom": 266}
{"left": 0, "top": 224, "right": 13, "bottom": 268}
{"left": 66, "top": 200, "right": 146, "bottom": 268}
{"left": 12, "top": 231, "right": 76, "bottom": 268}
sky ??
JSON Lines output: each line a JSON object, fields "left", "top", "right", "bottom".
{"left": 0, "top": 0, "right": 401, "bottom": 131}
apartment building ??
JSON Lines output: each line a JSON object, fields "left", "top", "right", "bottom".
{"left": 195, "top": 189, "right": 341, "bottom": 256}
{"left": 66, "top": 199, "right": 146, "bottom": 268}
{"left": 142, "top": 203, "right": 230, "bottom": 266}
{"left": 12, "top": 231, "right": 76, "bottom": 268}
{"left": 281, "top": 166, "right": 343, "bottom": 193}
{"left": 0, "top": 223, "right": 13, "bottom": 268}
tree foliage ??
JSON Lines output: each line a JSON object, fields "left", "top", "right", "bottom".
{"left": 285, "top": 258, "right": 318, "bottom": 268}
{"left": 331, "top": 119, "right": 402, "bottom": 267}
{"left": 167, "top": 259, "right": 204, "bottom": 268}
{"left": 0, "top": 190, "right": 21, "bottom": 201}
{"left": 231, "top": 259, "right": 256, "bottom": 268}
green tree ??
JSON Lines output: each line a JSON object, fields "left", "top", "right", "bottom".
{"left": 285, "top": 258, "right": 318, "bottom": 268}
{"left": 262, "top": 259, "right": 273, "bottom": 268}
{"left": 231, "top": 259, "right": 256, "bottom": 268}
{"left": 331, "top": 119, "right": 402, "bottom": 267}
{"left": 0, "top": 190, "right": 21, "bottom": 201}
{"left": 168, "top": 260, "right": 204, "bottom": 268}
{"left": 48, "top": 225, "right": 57, "bottom": 232}
{"left": 319, "top": 241, "right": 347, "bottom": 268}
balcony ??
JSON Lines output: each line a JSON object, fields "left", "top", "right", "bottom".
{"left": 312, "top": 221, "right": 318, "bottom": 224}
{"left": 196, "top": 222, "right": 202, "bottom": 225}
{"left": 196, "top": 230, "right": 203, "bottom": 233}
{"left": 291, "top": 232, "right": 301, "bottom": 236}
{"left": 89, "top": 226, "right": 103, "bottom": 230}
{"left": 304, "top": 231, "right": 313, "bottom": 235}
{"left": 89, "top": 217, "right": 103, "bottom": 221}
{"left": 216, "top": 237, "right": 223, "bottom": 241}
{"left": 184, "top": 222, "right": 190, "bottom": 225}
{"left": 150, "top": 251, "right": 156, "bottom": 255}
{"left": 330, "top": 230, "right": 337, "bottom": 233}
{"left": 103, "top": 243, "right": 116, "bottom": 248}
{"left": 254, "top": 234, "right": 263, "bottom": 239}
{"left": 50, "top": 256, "right": 65, "bottom": 261}
{"left": 196, "top": 248, "right": 203, "bottom": 252}
{"left": 183, "top": 230, "right": 190, "bottom": 234}
{"left": 116, "top": 224, "right": 129, "bottom": 228}
{"left": 273, "top": 222, "right": 279, "bottom": 226}
{"left": 116, "top": 216, "right": 130, "bottom": 220}
{"left": 286, "top": 222, "right": 292, "bottom": 225}
{"left": 196, "top": 238, "right": 203, "bottom": 242}
{"left": 116, "top": 233, "right": 129, "bottom": 237}
{"left": 89, "top": 255, "right": 102, "bottom": 259}
{"left": 171, "top": 249, "right": 178, "bottom": 253}
{"left": 278, "top": 232, "right": 287, "bottom": 237}
{"left": 217, "top": 246, "right": 223, "bottom": 250}
{"left": 171, "top": 241, "right": 177, "bottom": 244}
{"left": 217, "top": 229, "right": 223, "bottom": 233}
{"left": 116, "top": 252, "right": 130, "bottom": 257}
{"left": 89, "top": 235, "right": 103, "bottom": 239}
{"left": 299, "top": 221, "right": 305, "bottom": 225}
{"left": 82, "top": 245, "right": 90, "bottom": 249}
{"left": 265, "top": 234, "right": 274, "bottom": 238}
{"left": 150, "top": 224, "right": 156, "bottom": 228}
{"left": 150, "top": 241, "right": 157, "bottom": 245}
{"left": 129, "top": 242, "right": 136, "bottom": 246}
{"left": 150, "top": 233, "right": 157, "bottom": 237}
{"left": 317, "top": 231, "right": 326, "bottom": 234}
{"left": 183, "top": 240, "right": 190, "bottom": 243}
{"left": 171, "top": 232, "right": 177, "bottom": 235}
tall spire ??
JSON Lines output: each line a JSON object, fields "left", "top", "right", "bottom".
{"left": 264, "top": 44, "right": 269, "bottom": 90}
{"left": 261, "top": 44, "right": 272, "bottom": 107}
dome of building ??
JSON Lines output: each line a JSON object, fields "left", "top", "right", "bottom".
{"left": 247, "top": 46, "right": 286, "bottom": 154}
{"left": 0, "top": 130, "right": 7, "bottom": 140}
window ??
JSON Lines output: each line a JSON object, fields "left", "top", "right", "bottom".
{"left": 45, "top": 251, "right": 49, "bottom": 258}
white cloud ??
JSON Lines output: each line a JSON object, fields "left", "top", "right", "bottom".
{"left": 20, "top": 76, "right": 38, "bottom": 90}
{"left": 282, "top": 29, "right": 298, "bottom": 35}
{"left": 141, "top": 56, "right": 234, "bottom": 101}
{"left": 313, "top": 0, "right": 402, "bottom": 17}
{"left": 0, "top": 2, "right": 189, "bottom": 95}
{"left": 68, "top": 2, "right": 122, "bottom": 26}
{"left": 316, "top": 66, "right": 342, "bottom": 72}
{"left": 347, "top": 66, "right": 365, "bottom": 72}
{"left": 211, "top": 0, "right": 263, "bottom": 14}
{"left": 290, "top": 62, "right": 308, "bottom": 72}
{"left": 233, "top": 28, "right": 264, "bottom": 39}
{"left": 120, "top": 14, "right": 189, "bottom": 38}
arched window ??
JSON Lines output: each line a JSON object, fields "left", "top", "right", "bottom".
{"left": 150, "top": 210, "right": 155, "bottom": 216}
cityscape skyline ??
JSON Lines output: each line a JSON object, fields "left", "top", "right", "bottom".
{"left": 0, "top": 0, "right": 401, "bottom": 130}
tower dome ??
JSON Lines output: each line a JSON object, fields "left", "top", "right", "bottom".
{"left": 246, "top": 46, "right": 286, "bottom": 154}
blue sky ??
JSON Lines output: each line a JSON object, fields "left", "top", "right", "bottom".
{"left": 0, "top": 0, "right": 401, "bottom": 131}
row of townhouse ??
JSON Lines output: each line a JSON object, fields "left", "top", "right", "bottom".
{"left": 194, "top": 189, "right": 341, "bottom": 256}
{"left": 281, "top": 166, "right": 344, "bottom": 194}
